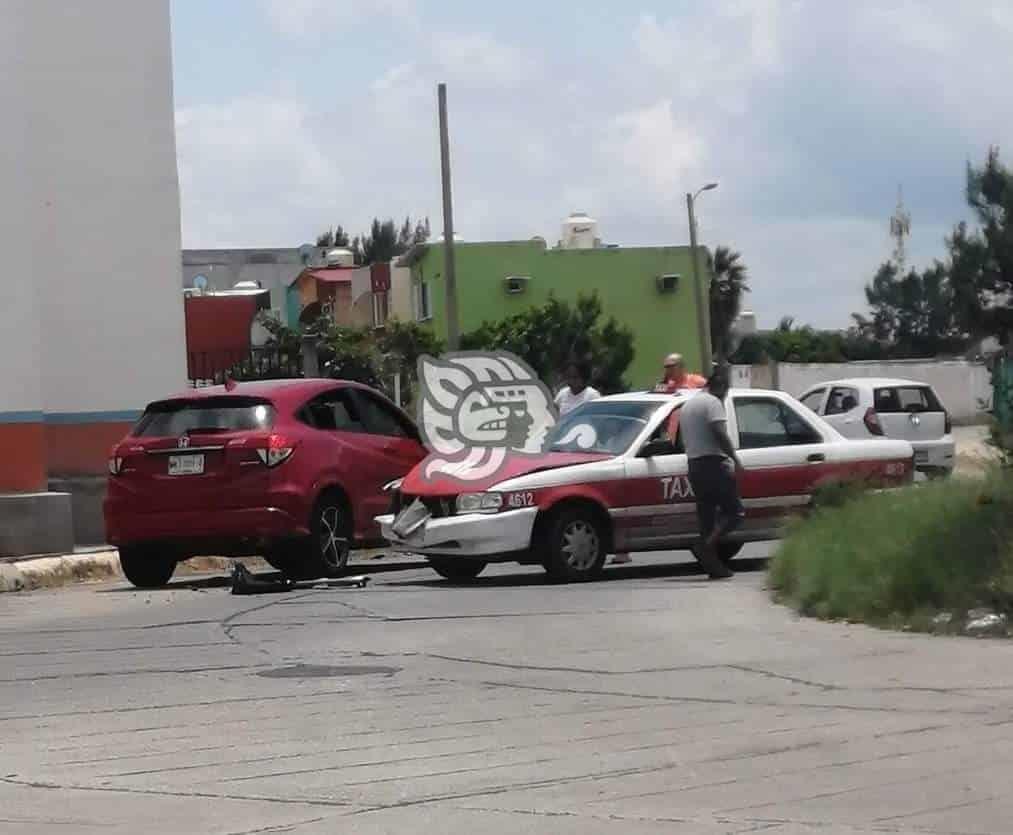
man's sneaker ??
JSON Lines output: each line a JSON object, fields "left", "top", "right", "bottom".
{"left": 708, "top": 565, "right": 734, "bottom": 580}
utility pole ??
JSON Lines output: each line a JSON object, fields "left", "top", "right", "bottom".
{"left": 437, "top": 83, "right": 460, "bottom": 350}
{"left": 687, "top": 182, "right": 717, "bottom": 374}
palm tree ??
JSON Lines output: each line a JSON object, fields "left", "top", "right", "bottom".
{"left": 709, "top": 246, "right": 750, "bottom": 358}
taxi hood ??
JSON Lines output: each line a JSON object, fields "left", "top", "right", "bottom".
{"left": 399, "top": 451, "right": 610, "bottom": 496}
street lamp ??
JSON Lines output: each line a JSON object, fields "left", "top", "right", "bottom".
{"left": 687, "top": 182, "right": 718, "bottom": 375}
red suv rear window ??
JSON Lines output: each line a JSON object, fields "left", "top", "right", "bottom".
{"left": 133, "top": 397, "right": 276, "bottom": 437}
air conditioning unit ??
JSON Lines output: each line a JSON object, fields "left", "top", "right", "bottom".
{"left": 504, "top": 275, "right": 531, "bottom": 295}
{"left": 656, "top": 273, "right": 680, "bottom": 293}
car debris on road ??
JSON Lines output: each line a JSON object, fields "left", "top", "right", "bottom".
{"left": 230, "top": 561, "right": 371, "bottom": 595}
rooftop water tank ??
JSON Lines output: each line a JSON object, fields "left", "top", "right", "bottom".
{"left": 325, "top": 248, "right": 355, "bottom": 267}
{"left": 560, "top": 212, "right": 598, "bottom": 250}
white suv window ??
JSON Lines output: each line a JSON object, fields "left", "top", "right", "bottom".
{"left": 800, "top": 389, "right": 826, "bottom": 412}
{"left": 734, "top": 397, "right": 823, "bottom": 449}
{"left": 825, "top": 386, "right": 860, "bottom": 416}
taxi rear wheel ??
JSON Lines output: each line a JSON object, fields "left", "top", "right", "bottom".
{"left": 542, "top": 506, "right": 608, "bottom": 583}
{"left": 429, "top": 558, "right": 487, "bottom": 582}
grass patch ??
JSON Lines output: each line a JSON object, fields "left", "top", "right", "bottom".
{"left": 769, "top": 471, "right": 1013, "bottom": 630}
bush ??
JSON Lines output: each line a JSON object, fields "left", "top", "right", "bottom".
{"left": 769, "top": 472, "right": 1013, "bottom": 626}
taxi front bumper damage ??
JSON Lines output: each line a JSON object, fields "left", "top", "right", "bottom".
{"left": 376, "top": 506, "right": 539, "bottom": 558}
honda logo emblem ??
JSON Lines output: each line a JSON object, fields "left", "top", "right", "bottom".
{"left": 178, "top": 434, "right": 191, "bottom": 449}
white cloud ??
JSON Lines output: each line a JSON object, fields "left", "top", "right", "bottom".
{"left": 430, "top": 31, "right": 538, "bottom": 88}
{"left": 607, "top": 100, "right": 704, "bottom": 198}
{"left": 262, "top": 0, "right": 416, "bottom": 39}
{"left": 175, "top": 95, "right": 342, "bottom": 247}
{"left": 633, "top": 1, "right": 789, "bottom": 112}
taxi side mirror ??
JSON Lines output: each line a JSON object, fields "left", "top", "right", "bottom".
{"left": 639, "top": 438, "right": 676, "bottom": 458}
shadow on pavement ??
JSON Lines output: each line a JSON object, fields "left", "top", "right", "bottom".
{"left": 385, "top": 556, "right": 769, "bottom": 589}
{"left": 98, "top": 559, "right": 428, "bottom": 593}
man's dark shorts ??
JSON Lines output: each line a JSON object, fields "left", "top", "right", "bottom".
{"left": 688, "top": 455, "right": 745, "bottom": 540}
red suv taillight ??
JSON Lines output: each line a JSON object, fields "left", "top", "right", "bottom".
{"left": 108, "top": 446, "right": 124, "bottom": 476}
{"left": 864, "top": 408, "right": 884, "bottom": 436}
{"left": 255, "top": 434, "right": 295, "bottom": 468}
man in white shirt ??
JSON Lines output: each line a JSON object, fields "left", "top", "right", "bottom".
{"left": 554, "top": 362, "right": 600, "bottom": 416}
{"left": 554, "top": 363, "right": 633, "bottom": 566}
{"left": 679, "top": 365, "right": 744, "bottom": 580}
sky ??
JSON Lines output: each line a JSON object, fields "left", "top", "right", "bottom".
{"left": 170, "top": 0, "right": 1013, "bottom": 328}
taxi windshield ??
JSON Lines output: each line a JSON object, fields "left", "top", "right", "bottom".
{"left": 545, "top": 401, "right": 664, "bottom": 455}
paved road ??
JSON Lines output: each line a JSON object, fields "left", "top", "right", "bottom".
{"left": 3, "top": 548, "right": 1013, "bottom": 834}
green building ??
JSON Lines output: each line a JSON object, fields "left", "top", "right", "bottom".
{"left": 398, "top": 237, "right": 712, "bottom": 389}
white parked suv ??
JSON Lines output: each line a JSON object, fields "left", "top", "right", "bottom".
{"left": 798, "top": 378, "right": 955, "bottom": 478}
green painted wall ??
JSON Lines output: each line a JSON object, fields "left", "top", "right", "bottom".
{"left": 411, "top": 241, "right": 711, "bottom": 390}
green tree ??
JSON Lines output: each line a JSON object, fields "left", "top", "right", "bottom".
{"left": 460, "top": 293, "right": 635, "bottom": 394}
{"left": 249, "top": 314, "right": 443, "bottom": 407}
{"left": 949, "top": 146, "right": 1013, "bottom": 343}
{"left": 708, "top": 246, "right": 750, "bottom": 359}
{"left": 316, "top": 226, "right": 351, "bottom": 248}
{"left": 358, "top": 216, "right": 431, "bottom": 265}
{"left": 853, "top": 261, "right": 965, "bottom": 357}
{"left": 853, "top": 147, "right": 1013, "bottom": 353}
{"left": 730, "top": 316, "right": 886, "bottom": 365}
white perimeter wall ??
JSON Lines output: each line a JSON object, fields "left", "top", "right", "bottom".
{"left": 20, "top": 0, "right": 186, "bottom": 415}
{"left": 777, "top": 360, "right": 993, "bottom": 422}
{"left": 0, "top": 2, "right": 43, "bottom": 416}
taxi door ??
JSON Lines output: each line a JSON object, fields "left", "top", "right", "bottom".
{"left": 618, "top": 404, "right": 698, "bottom": 551}
{"left": 726, "top": 392, "right": 831, "bottom": 532}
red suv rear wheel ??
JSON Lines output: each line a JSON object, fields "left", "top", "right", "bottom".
{"left": 118, "top": 545, "right": 177, "bottom": 588}
{"left": 268, "top": 490, "right": 351, "bottom": 580}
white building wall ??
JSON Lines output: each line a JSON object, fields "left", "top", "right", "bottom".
{"left": 0, "top": 1, "right": 43, "bottom": 417}
{"left": 778, "top": 360, "right": 993, "bottom": 423}
{"left": 25, "top": 0, "right": 186, "bottom": 416}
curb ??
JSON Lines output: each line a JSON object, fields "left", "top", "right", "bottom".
{"left": 0, "top": 550, "right": 430, "bottom": 593}
{"left": 0, "top": 551, "right": 121, "bottom": 593}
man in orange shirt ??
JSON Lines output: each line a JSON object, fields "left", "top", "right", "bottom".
{"left": 654, "top": 353, "right": 707, "bottom": 393}
{"left": 654, "top": 353, "right": 706, "bottom": 442}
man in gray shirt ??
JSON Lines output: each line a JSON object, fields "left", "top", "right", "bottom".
{"left": 679, "top": 365, "right": 745, "bottom": 580}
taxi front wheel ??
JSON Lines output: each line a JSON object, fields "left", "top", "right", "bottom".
{"left": 542, "top": 507, "right": 608, "bottom": 583}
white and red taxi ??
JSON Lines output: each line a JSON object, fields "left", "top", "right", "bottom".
{"left": 377, "top": 388, "right": 914, "bottom": 583}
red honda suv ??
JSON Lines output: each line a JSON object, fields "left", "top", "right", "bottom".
{"left": 104, "top": 379, "right": 426, "bottom": 588}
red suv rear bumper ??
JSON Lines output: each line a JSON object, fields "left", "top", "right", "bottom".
{"left": 104, "top": 503, "right": 311, "bottom": 546}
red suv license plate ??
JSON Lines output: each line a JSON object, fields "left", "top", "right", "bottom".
{"left": 168, "top": 454, "right": 205, "bottom": 476}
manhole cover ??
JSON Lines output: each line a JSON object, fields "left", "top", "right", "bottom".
{"left": 257, "top": 664, "right": 399, "bottom": 679}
